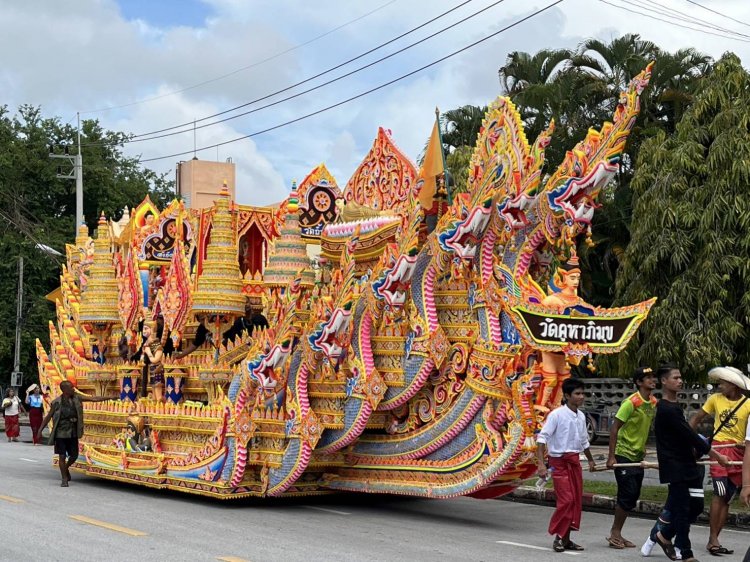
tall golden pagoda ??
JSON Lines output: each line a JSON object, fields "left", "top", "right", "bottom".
{"left": 264, "top": 181, "right": 315, "bottom": 289}
{"left": 78, "top": 213, "right": 119, "bottom": 324}
{"left": 192, "top": 182, "right": 246, "bottom": 316}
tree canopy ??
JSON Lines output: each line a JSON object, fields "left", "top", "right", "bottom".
{"left": 0, "top": 105, "right": 174, "bottom": 388}
{"left": 609, "top": 53, "right": 750, "bottom": 379}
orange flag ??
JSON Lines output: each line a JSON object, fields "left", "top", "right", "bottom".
{"left": 417, "top": 119, "right": 445, "bottom": 210}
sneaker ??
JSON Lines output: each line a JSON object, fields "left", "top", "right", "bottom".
{"left": 641, "top": 537, "right": 655, "bottom": 557}
{"left": 674, "top": 547, "right": 681, "bottom": 560}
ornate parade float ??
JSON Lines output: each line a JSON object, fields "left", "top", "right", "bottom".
{"left": 37, "top": 66, "right": 655, "bottom": 499}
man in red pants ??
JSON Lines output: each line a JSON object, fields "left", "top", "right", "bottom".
{"left": 536, "top": 377, "right": 596, "bottom": 553}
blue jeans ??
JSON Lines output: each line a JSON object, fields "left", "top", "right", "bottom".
{"left": 649, "top": 476, "right": 704, "bottom": 559}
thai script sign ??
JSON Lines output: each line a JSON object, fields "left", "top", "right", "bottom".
{"left": 510, "top": 306, "right": 643, "bottom": 348}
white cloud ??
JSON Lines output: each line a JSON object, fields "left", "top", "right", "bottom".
{"left": 1, "top": 0, "right": 749, "bottom": 211}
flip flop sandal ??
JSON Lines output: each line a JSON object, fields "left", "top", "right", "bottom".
{"left": 708, "top": 545, "right": 734, "bottom": 555}
{"left": 621, "top": 539, "right": 636, "bottom": 548}
{"left": 655, "top": 534, "right": 677, "bottom": 561}
{"left": 607, "top": 537, "right": 626, "bottom": 550}
{"left": 564, "top": 541, "right": 585, "bottom": 551}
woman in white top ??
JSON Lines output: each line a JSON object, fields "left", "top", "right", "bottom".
{"left": 3, "top": 388, "right": 25, "bottom": 442}
{"left": 26, "top": 384, "right": 44, "bottom": 445}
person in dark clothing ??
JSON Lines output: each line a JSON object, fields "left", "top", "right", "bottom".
{"left": 649, "top": 364, "right": 730, "bottom": 562}
{"left": 37, "top": 380, "right": 112, "bottom": 486}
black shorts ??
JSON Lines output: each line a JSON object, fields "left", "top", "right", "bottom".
{"left": 712, "top": 476, "right": 738, "bottom": 503}
{"left": 54, "top": 437, "right": 79, "bottom": 459}
{"left": 614, "top": 454, "right": 645, "bottom": 511}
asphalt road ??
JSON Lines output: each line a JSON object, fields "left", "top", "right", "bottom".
{"left": 1, "top": 428, "right": 747, "bottom": 562}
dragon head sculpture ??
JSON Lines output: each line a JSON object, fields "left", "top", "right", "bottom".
{"left": 539, "top": 63, "right": 653, "bottom": 249}
{"left": 372, "top": 210, "right": 423, "bottom": 310}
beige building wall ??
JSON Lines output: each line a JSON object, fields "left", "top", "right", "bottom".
{"left": 178, "top": 159, "right": 236, "bottom": 209}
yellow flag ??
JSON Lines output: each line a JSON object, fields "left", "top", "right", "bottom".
{"left": 417, "top": 120, "right": 445, "bottom": 210}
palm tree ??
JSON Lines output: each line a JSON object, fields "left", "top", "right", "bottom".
{"left": 440, "top": 105, "right": 488, "bottom": 152}
{"left": 494, "top": 35, "right": 714, "bottom": 309}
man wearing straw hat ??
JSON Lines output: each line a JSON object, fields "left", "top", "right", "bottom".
{"left": 689, "top": 366, "right": 750, "bottom": 557}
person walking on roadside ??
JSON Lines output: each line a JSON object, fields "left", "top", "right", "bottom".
{"left": 606, "top": 366, "right": 657, "bottom": 550}
{"left": 37, "top": 381, "right": 111, "bottom": 487}
{"left": 25, "top": 384, "right": 45, "bottom": 445}
{"left": 536, "top": 378, "right": 597, "bottom": 553}
{"left": 739, "top": 420, "right": 750, "bottom": 562}
{"left": 689, "top": 366, "right": 750, "bottom": 556}
{"left": 649, "top": 364, "right": 730, "bottom": 562}
{"left": 2, "top": 388, "right": 25, "bottom": 442}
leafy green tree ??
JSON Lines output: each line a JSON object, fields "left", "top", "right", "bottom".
{"left": 607, "top": 54, "right": 750, "bottom": 380}
{"left": 497, "top": 36, "right": 713, "bottom": 308}
{"left": 0, "top": 105, "right": 175, "bottom": 387}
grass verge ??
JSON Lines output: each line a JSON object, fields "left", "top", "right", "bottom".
{"left": 582, "top": 480, "right": 749, "bottom": 513}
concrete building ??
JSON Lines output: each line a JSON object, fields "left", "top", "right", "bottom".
{"left": 176, "top": 158, "right": 235, "bottom": 209}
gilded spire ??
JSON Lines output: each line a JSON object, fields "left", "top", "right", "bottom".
{"left": 192, "top": 183, "right": 246, "bottom": 316}
{"left": 264, "top": 181, "right": 315, "bottom": 288}
{"left": 79, "top": 213, "right": 119, "bottom": 323}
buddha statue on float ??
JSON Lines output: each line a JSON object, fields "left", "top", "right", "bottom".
{"left": 537, "top": 251, "right": 594, "bottom": 409}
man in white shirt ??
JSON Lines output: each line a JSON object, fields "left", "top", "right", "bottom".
{"left": 536, "top": 377, "right": 597, "bottom": 553}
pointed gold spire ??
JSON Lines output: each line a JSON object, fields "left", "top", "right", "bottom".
{"left": 192, "top": 183, "right": 245, "bottom": 316}
{"left": 78, "top": 213, "right": 119, "bottom": 323}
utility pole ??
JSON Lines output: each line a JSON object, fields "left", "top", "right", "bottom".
{"left": 49, "top": 112, "right": 84, "bottom": 237}
{"left": 11, "top": 256, "right": 23, "bottom": 391}
{"left": 76, "top": 112, "right": 83, "bottom": 230}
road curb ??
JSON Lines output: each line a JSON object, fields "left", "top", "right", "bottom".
{"left": 505, "top": 486, "right": 750, "bottom": 529}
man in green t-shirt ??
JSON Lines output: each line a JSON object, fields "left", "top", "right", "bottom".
{"left": 605, "top": 366, "right": 657, "bottom": 549}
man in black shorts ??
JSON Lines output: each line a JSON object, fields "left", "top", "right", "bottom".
{"left": 37, "top": 381, "right": 111, "bottom": 487}
{"left": 606, "top": 367, "right": 657, "bottom": 549}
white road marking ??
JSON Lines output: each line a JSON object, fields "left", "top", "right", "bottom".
{"left": 19, "top": 458, "right": 39, "bottom": 463}
{"left": 302, "top": 506, "right": 351, "bottom": 516}
{"left": 495, "top": 540, "right": 581, "bottom": 555}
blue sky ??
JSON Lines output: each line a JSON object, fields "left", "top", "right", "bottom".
{"left": 116, "top": 0, "right": 213, "bottom": 28}
{"left": 1, "top": 0, "right": 749, "bottom": 207}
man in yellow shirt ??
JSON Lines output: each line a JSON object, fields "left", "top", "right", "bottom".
{"left": 690, "top": 366, "right": 750, "bottom": 556}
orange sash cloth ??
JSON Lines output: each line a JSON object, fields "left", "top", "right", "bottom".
{"left": 548, "top": 452, "right": 583, "bottom": 537}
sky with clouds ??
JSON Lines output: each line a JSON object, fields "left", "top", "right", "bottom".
{"left": 1, "top": 0, "right": 749, "bottom": 207}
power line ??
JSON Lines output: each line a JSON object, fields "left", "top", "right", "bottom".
{"left": 79, "top": 0, "right": 400, "bottom": 114}
{"left": 680, "top": 0, "right": 750, "bottom": 29}
{"left": 91, "top": 0, "right": 479, "bottom": 145}
{"left": 634, "top": 0, "right": 750, "bottom": 39}
{"left": 139, "top": 0, "right": 565, "bottom": 163}
{"left": 0, "top": 208, "right": 63, "bottom": 265}
{"left": 597, "top": 0, "right": 750, "bottom": 42}
{"left": 86, "top": 0, "right": 507, "bottom": 148}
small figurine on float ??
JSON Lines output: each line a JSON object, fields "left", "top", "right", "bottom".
{"left": 538, "top": 251, "right": 594, "bottom": 409}
{"left": 122, "top": 415, "right": 152, "bottom": 452}
{"left": 141, "top": 320, "right": 165, "bottom": 402}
